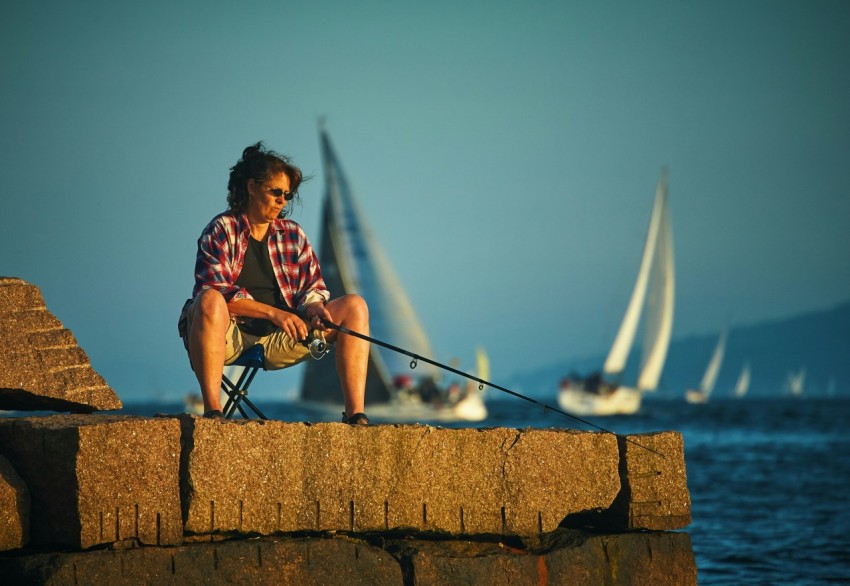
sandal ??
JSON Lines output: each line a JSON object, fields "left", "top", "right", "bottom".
{"left": 341, "top": 412, "right": 370, "bottom": 425}
{"left": 203, "top": 410, "right": 224, "bottom": 419}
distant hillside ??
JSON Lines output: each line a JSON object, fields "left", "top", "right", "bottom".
{"left": 506, "top": 301, "right": 850, "bottom": 399}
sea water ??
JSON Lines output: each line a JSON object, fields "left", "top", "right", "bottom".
{"left": 116, "top": 396, "right": 850, "bottom": 584}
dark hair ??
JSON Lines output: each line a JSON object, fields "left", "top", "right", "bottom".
{"left": 227, "top": 142, "right": 305, "bottom": 218}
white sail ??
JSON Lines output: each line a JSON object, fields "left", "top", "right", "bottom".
{"left": 684, "top": 329, "right": 726, "bottom": 404}
{"left": 701, "top": 330, "right": 727, "bottom": 397}
{"left": 734, "top": 363, "right": 751, "bottom": 397}
{"left": 604, "top": 172, "right": 668, "bottom": 378}
{"left": 787, "top": 369, "right": 806, "bottom": 396}
{"left": 637, "top": 182, "right": 675, "bottom": 391}
{"left": 475, "top": 346, "right": 490, "bottom": 383}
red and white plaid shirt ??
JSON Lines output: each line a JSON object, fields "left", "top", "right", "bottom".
{"left": 178, "top": 211, "right": 329, "bottom": 337}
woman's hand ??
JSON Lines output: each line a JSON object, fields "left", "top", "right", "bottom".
{"left": 270, "top": 309, "right": 310, "bottom": 342}
{"left": 304, "top": 301, "right": 333, "bottom": 331}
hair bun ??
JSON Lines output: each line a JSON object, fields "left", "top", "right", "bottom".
{"left": 242, "top": 142, "right": 264, "bottom": 160}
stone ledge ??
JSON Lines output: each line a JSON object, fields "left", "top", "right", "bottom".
{"left": 0, "top": 456, "right": 29, "bottom": 551}
{"left": 0, "top": 414, "right": 691, "bottom": 552}
{"left": 562, "top": 431, "right": 692, "bottom": 532}
{"left": 0, "top": 415, "right": 182, "bottom": 549}
{"left": 0, "top": 530, "right": 697, "bottom": 585}
{"left": 619, "top": 431, "right": 691, "bottom": 530}
{"left": 406, "top": 530, "right": 697, "bottom": 585}
{"left": 0, "top": 277, "right": 121, "bottom": 413}
{"left": 179, "top": 417, "right": 622, "bottom": 538}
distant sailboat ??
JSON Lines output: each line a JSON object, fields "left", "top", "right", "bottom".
{"left": 685, "top": 329, "right": 727, "bottom": 404}
{"left": 558, "top": 171, "right": 675, "bottom": 416}
{"left": 453, "top": 347, "right": 489, "bottom": 421}
{"left": 300, "top": 127, "right": 486, "bottom": 422}
{"left": 733, "top": 362, "right": 751, "bottom": 398}
{"left": 786, "top": 368, "right": 806, "bottom": 397}
{"left": 183, "top": 392, "right": 204, "bottom": 415}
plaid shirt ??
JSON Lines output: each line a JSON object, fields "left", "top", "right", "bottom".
{"left": 178, "top": 211, "right": 329, "bottom": 338}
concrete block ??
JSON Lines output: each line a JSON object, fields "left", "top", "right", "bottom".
{"left": 408, "top": 531, "right": 697, "bottom": 586}
{"left": 588, "top": 531, "right": 698, "bottom": 585}
{"left": 0, "top": 531, "right": 696, "bottom": 586}
{"left": 0, "top": 537, "right": 404, "bottom": 585}
{"left": 180, "top": 417, "right": 621, "bottom": 538}
{"left": 0, "top": 415, "right": 182, "bottom": 549}
{"left": 619, "top": 431, "right": 691, "bottom": 530}
{"left": 405, "top": 539, "right": 542, "bottom": 585}
{"left": 0, "top": 455, "right": 30, "bottom": 550}
{"left": 0, "top": 277, "right": 121, "bottom": 413}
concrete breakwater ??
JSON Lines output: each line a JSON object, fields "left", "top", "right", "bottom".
{"left": 0, "top": 416, "right": 696, "bottom": 584}
{"left": 0, "top": 277, "right": 697, "bottom": 584}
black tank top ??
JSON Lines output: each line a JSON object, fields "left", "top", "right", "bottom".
{"left": 235, "top": 236, "right": 284, "bottom": 336}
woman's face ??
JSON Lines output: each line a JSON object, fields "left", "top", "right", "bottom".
{"left": 247, "top": 173, "right": 292, "bottom": 223}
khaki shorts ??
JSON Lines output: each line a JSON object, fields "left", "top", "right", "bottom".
{"left": 182, "top": 300, "right": 327, "bottom": 370}
{"left": 223, "top": 317, "right": 326, "bottom": 370}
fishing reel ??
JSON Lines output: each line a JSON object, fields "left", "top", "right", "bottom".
{"left": 302, "top": 332, "right": 329, "bottom": 360}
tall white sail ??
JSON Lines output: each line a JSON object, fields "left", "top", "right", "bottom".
{"left": 684, "top": 328, "right": 727, "bottom": 404}
{"left": 603, "top": 173, "right": 668, "bottom": 378}
{"left": 699, "top": 329, "right": 727, "bottom": 398}
{"left": 636, "top": 186, "right": 675, "bottom": 392}
{"left": 734, "top": 363, "right": 751, "bottom": 397}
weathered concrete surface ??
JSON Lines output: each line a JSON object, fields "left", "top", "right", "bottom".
{"left": 0, "top": 455, "right": 29, "bottom": 551}
{"left": 0, "top": 537, "right": 403, "bottom": 585}
{"left": 0, "top": 277, "right": 121, "bottom": 413}
{"left": 618, "top": 432, "right": 691, "bottom": 530}
{"left": 560, "top": 431, "right": 691, "bottom": 533}
{"left": 0, "top": 415, "right": 182, "bottom": 549}
{"left": 406, "top": 531, "right": 697, "bottom": 585}
{"left": 0, "top": 531, "right": 697, "bottom": 585}
{"left": 180, "top": 417, "right": 622, "bottom": 538}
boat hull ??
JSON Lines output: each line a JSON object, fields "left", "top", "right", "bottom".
{"left": 557, "top": 386, "right": 642, "bottom": 416}
{"left": 684, "top": 389, "right": 709, "bottom": 404}
{"left": 297, "top": 390, "right": 487, "bottom": 424}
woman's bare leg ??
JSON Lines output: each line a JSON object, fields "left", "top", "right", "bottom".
{"left": 187, "top": 289, "right": 230, "bottom": 413}
{"left": 324, "top": 294, "right": 369, "bottom": 420}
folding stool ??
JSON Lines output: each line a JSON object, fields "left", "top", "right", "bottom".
{"left": 221, "top": 344, "right": 268, "bottom": 420}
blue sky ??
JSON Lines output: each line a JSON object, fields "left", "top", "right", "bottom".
{"left": 2, "top": 1, "right": 848, "bottom": 402}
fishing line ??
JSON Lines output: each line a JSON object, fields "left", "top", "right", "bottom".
{"left": 299, "top": 309, "right": 664, "bottom": 458}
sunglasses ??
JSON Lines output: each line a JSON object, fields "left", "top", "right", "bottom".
{"left": 266, "top": 187, "right": 294, "bottom": 201}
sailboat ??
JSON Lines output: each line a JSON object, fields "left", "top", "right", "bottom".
{"left": 685, "top": 329, "right": 727, "bottom": 404}
{"left": 733, "top": 362, "right": 751, "bottom": 398}
{"left": 453, "top": 347, "right": 489, "bottom": 421}
{"left": 299, "top": 127, "right": 487, "bottom": 422}
{"left": 557, "top": 171, "right": 675, "bottom": 416}
{"left": 786, "top": 368, "right": 806, "bottom": 397}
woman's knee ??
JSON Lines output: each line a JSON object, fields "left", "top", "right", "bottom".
{"left": 191, "top": 289, "right": 229, "bottom": 323}
{"left": 340, "top": 294, "right": 368, "bottom": 321}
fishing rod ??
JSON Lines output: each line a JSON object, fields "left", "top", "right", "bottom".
{"left": 299, "top": 310, "right": 664, "bottom": 458}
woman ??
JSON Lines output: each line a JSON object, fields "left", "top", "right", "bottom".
{"left": 178, "top": 142, "right": 370, "bottom": 424}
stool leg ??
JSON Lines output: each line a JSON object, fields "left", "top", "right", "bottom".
{"left": 220, "top": 364, "right": 267, "bottom": 419}
{"left": 240, "top": 395, "right": 268, "bottom": 420}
